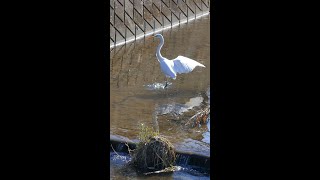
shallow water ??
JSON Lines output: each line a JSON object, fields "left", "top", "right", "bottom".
{"left": 110, "top": 14, "right": 210, "bottom": 178}
{"left": 110, "top": 152, "right": 210, "bottom": 180}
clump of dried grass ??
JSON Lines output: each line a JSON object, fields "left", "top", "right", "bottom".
{"left": 129, "top": 124, "right": 176, "bottom": 173}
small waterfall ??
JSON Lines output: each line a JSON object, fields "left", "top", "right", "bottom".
{"left": 176, "top": 154, "right": 190, "bottom": 166}
{"left": 115, "top": 143, "right": 125, "bottom": 152}
{"left": 110, "top": 138, "right": 210, "bottom": 172}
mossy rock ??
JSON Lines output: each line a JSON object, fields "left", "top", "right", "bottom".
{"left": 131, "top": 135, "right": 176, "bottom": 173}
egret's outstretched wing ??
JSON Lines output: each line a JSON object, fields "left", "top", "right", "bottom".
{"left": 172, "top": 56, "right": 205, "bottom": 74}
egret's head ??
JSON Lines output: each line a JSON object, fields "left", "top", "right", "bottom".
{"left": 153, "top": 34, "right": 163, "bottom": 39}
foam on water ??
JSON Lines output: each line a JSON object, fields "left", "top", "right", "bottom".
{"left": 110, "top": 152, "right": 131, "bottom": 164}
{"left": 144, "top": 82, "right": 173, "bottom": 90}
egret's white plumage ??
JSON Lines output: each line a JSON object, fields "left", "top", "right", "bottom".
{"left": 153, "top": 34, "right": 205, "bottom": 82}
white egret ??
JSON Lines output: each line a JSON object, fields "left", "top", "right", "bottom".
{"left": 153, "top": 34, "right": 205, "bottom": 87}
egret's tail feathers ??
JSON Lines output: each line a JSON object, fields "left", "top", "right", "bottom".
{"left": 172, "top": 56, "right": 206, "bottom": 74}
{"left": 197, "top": 63, "right": 206, "bottom": 68}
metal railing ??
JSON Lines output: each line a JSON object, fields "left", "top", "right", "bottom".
{"left": 110, "top": 0, "right": 210, "bottom": 49}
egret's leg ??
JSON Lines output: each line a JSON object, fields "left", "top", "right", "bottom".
{"left": 164, "top": 77, "right": 168, "bottom": 88}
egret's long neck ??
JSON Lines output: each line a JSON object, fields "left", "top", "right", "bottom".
{"left": 156, "top": 37, "right": 164, "bottom": 60}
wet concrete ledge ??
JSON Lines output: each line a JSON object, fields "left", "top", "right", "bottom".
{"left": 110, "top": 135, "right": 210, "bottom": 172}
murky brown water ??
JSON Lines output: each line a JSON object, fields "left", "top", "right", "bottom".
{"left": 110, "top": 14, "right": 210, "bottom": 163}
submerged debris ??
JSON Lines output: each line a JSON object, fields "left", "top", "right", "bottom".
{"left": 143, "top": 165, "right": 179, "bottom": 175}
{"left": 185, "top": 106, "right": 210, "bottom": 127}
{"left": 154, "top": 87, "right": 210, "bottom": 128}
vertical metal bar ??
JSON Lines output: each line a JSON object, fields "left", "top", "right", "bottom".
{"left": 151, "top": 2, "right": 154, "bottom": 33}
{"left": 125, "top": 28, "right": 127, "bottom": 46}
{"left": 143, "top": 0, "right": 145, "bottom": 37}
{"left": 194, "top": 0, "right": 196, "bottom": 19}
{"left": 135, "top": 25, "right": 136, "bottom": 41}
{"left": 187, "top": 5, "right": 188, "bottom": 23}
{"left": 133, "top": 0, "right": 136, "bottom": 40}
{"left": 161, "top": 1, "right": 164, "bottom": 27}
{"left": 171, "top": 11, "right": 173, "bottom": 28}
{"left": 169, "top": 0, "right": 172, "bottom": 28}
{"left": 114, "top": 0, "right": 116, "bottom": 47}
{"left": 170, "top": 0, "right": 172, "bottom": 27}
{"left": 201, "top": 0, "right": 203, "bottom": 15}
{"left": 124, "top": 0, "right": 126, "bottom": 44}
{"left": 154, "top": 19, "right": 155, "bottom": 35}
{"left": 144, "top": 21, "right": 146, "bottom": 36}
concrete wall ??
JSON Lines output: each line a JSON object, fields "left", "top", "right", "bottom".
{"left": 110, "top": 0, "right": 210, "bottom": 48}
